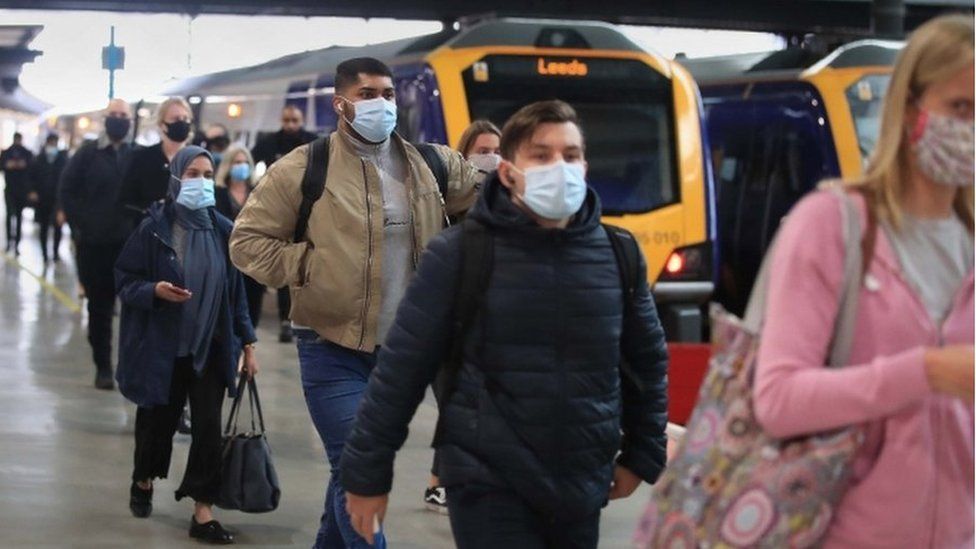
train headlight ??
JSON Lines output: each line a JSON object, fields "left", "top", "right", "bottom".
{"left": 658, "top": 242, "right": 712, "bottom": 282}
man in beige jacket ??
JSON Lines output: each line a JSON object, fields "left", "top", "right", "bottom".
{"left": 229, "top": 57, "right": 481, "bottom": 549}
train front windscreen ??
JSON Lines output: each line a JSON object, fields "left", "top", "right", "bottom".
{"left": 462, "top": 55, "right": 680, "bottom": 216}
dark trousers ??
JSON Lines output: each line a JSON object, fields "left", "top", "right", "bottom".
{"left": 35, "top": 203, "right": 63, "bottom": 261}
{"left": 446, "top": 484, "right": 600, "bottom": 549}
{"left": 132, "top": 355, "right": 225, "bottom": 503}
{"left": 243, "top": 275, "right": 266, "bottom": 329}
{"left": 296, "top": 331, "right": 386, "bottom": 549}
{"left": 75, "top": 241, "right": 124, "bottom": 374}
{"left": 277, "top": 287, "right": 290, "bottom": 322}
{"left": 4, "top": 189, "right": 23, "bottom": 250}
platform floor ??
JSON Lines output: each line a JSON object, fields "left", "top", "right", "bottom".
{"left": 0, "top": 211, "right": 652, "bottom": 548}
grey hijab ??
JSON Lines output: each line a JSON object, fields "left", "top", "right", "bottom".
{"left": 169, "top": 146, "right": 226, "bottom": 374}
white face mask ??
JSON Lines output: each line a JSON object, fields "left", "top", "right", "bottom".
{"left": 512, "top": 161, "right": 587, "bottom": 220}
{"left": 339, "top": 96, "right": 397, "bottom": 143}
{"left": 468, "top": 153, "right": 501, "bottom": 172}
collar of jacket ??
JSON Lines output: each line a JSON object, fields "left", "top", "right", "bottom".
{"left": 147, "top": 201, "right": 232, "bottom": 250}
{"left": 330, "top": 127, "right": 414, "bottom": 160}
{"left": 97, "top": 133, "right": 130, "bottom": 152}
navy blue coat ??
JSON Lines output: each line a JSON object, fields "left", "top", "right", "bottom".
{"left": 341, "top": 174, "right": 669, "bottom": 520}
{"left": 115, "top": 202, "right": 257, "bottom": 407}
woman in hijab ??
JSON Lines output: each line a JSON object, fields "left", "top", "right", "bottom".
{"left": 115, "top": 145, "right": 258, "bottom": 545}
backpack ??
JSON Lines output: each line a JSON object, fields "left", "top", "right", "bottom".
{"left": 293, "top": 135, "right": 449, "bottom": 242}
{"left": 432, "top": 217, "right": 645, "bottom": 445}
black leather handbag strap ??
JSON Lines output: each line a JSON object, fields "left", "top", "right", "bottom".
{"left": 247, "top": 377, "right": 267, "bottom": 434}
{"left": 223, "top": 375, "right": 267, "bottom": 436}
{"left": 224, "top": 373, "right": 249, "bottom": 437}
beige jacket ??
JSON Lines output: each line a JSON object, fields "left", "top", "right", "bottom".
{"left": 229, "top": 131, "right": 481, "bottom": 351}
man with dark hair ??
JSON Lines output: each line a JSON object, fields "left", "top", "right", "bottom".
{"left": 230, "top": 56, "right": 482, "bottom": 548}
{"left": 341, "top": 100, "right": 669, "bottom": 548}
{"left": 60, "top": 98, "right": 134, "bottom": 390}
{"left": 250, "top": 104, "right": 319, "bottom": 344}
{"left": 1, "top": 132, "right": 33, "bottom": 254}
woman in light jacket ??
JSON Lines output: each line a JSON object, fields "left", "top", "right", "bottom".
{"left": 754, "top": 14, "right": 974, "bottom": 548}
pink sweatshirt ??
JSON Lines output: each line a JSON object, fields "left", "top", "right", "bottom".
{"left": 755, "top": 190, "right": 974, "bottom": 549}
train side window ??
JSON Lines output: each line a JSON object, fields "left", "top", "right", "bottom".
{"left": 845, "top": 74, "right": 890, "bottom": 165}
{"left": 707, "top": 91, "right": 833, "bottom": 316}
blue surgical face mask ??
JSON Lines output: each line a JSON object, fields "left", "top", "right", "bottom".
{"left": 176, "top": 177, "right": 216, "bottom": 210}
{"left": 229, "top": 163, "right": 251, "bottom": 182}
{"left": 211, "top": 152, "right": 223, "bottom": 166}
{"left": 45, "top": 146, "right": 58, "bottom": 161}
{"left": 341, "top": 96, "right": 397, "bottom": 143}
{"left": 514, "top": 161, "right": 587, "bottom": 220}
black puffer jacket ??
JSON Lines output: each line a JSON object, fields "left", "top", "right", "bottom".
{"left": 341, "top": 174, "right": 669, "bottom": 519}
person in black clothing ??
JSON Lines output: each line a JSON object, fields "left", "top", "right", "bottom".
{"left": 59, "top": 98, "right": 134, "bottom": 390}
{"left": 342, "top": 101, "right": 669, "bottom": 549}
{"left": 250, "top": 104, "right": 318, "bottom": 343}
{"left": 119, "top": 97, "right": 193, "bottom": 221}
{"left": 214, "top": 144, "right": 266, "bottom": 328}
{"left": 198, "top": 123, "right": 230, "bottom": 169}
{"left": 116, "top": 146, "right": 259, "bottom": 544}
{"left": 1, "top": 132, "right": 34, "bottom": 255}
{"left": 28, "top": 133, "right": 68, "bottom": 263}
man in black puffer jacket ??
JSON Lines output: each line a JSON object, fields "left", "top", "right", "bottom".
{"left": 342, "top": 100, "right": 668, "bottom": 548}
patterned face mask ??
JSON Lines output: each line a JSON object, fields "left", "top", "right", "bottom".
{"left": 911, "top": 109, "right": 975, "bottom": 187}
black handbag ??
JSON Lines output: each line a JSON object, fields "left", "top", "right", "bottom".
{"left": 216, "top": 374, "right": 281, "bottom": 513}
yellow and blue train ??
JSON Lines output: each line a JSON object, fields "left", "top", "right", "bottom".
{"left": 166, "top": 18, "right": 716, "bottom": 343}
{"left": 682, "top": 40, "right": 901, "bottom": 317}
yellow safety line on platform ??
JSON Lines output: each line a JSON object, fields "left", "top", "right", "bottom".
{"left": 3, "top": 253, "right": 82, "bottom": 314}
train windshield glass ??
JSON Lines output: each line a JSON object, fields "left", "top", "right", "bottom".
{"left": 845, "top": 73, "right": 890, "bottom": 165}
{"left": 462, "top": 56, "right": 679, "bottom": 215}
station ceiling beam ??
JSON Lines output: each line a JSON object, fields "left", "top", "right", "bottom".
{"left": 0, "top": 0, "right": 971, "bottom": 36}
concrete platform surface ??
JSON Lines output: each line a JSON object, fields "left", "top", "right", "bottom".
{"left": 0, "top": 216, "right": 653, "bottom": 548}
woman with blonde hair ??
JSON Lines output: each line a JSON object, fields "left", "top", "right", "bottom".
{"left": 120, "top": 97, "right": 194, "bottom": 218}
{"left": 214, "top": 144, "right": 266, "bottom": 328}
{"left": 754, "top": 14, "right": 973, "bottom": 547}
{"left": 456, "top": 119, "right": 502, "bottom": 171}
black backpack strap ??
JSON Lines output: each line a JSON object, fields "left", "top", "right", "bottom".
{"left": 293, "top": 136, "right": 330, "bottom": 242}
{"left": 603, "top": 223, "right": 645, "bottom": 394}
{"left": 414, "top": 143, "right": 449, "bottom": 201}
{"left": 432, "top": 218, "right": 493, "bottom": 447}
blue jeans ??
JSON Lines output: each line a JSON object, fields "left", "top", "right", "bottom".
{"left": 297, "top": 331, "right": 387, "bottom": 549}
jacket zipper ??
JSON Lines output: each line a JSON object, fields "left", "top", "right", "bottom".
{"left": 359, "top": 160, "right": 373, "bottom": 351}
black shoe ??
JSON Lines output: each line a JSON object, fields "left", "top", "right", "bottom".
{"left": 278, "top": 321, "right": 293, "bottom": 343}
{"left": 94, "top": 369, "right": 115, "bottom": 390}
{"left": 189, "top": 517, "right": 235, "bottom": 545}
{"left": 424, "top": 486, "right": 449, "bottom": 514}
{"left": 129, "top": 482, "right": 153, "bottom": 518}
{"left": 177, "top": 406, "right": 192, "bottom": 434}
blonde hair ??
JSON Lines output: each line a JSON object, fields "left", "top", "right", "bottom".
{"left": 214, "top": 144, "right": 255, "bottom": 188}
{"left": 848, "top": 14, "right": 974, "bottom": 230}
{"left": 156, "top": 97, "right": 193, "bottom": 126}
{"left": 457, "top": 119, "right": 501, "bottom": 158}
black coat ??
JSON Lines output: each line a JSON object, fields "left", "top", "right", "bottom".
{"left": 29, "top": 150, "right": 68, "bottom": 210}
{"left": 250, "top": 129, "right": 317, "bottom": 168}
{"left": 118, "top": 143, "right": 170, "bottom": 219}
{"left": 114, "top": 201, "right": 257, "bottom": 407}
{"left": 59, "top": 139, "right": 132, "bottom": 244}
{"left": 1, "top": 144, "right": 33, "bottom": 199}
{"left": 341, "top": 174, "right": 669, "bottom": 520}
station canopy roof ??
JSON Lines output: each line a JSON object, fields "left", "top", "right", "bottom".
{"left": 0, "top": 1, "right": 972, "bottom": 37}
{"left": 0, "top": 25, "right": 50, "bottom": 115}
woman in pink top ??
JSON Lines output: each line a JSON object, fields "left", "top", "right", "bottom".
{"left": 754, "top": 15, "right": 974, "bottom": 549}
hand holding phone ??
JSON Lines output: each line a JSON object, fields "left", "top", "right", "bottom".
{"left": 155, "top": 281, "right": 193, "bottom": 303}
